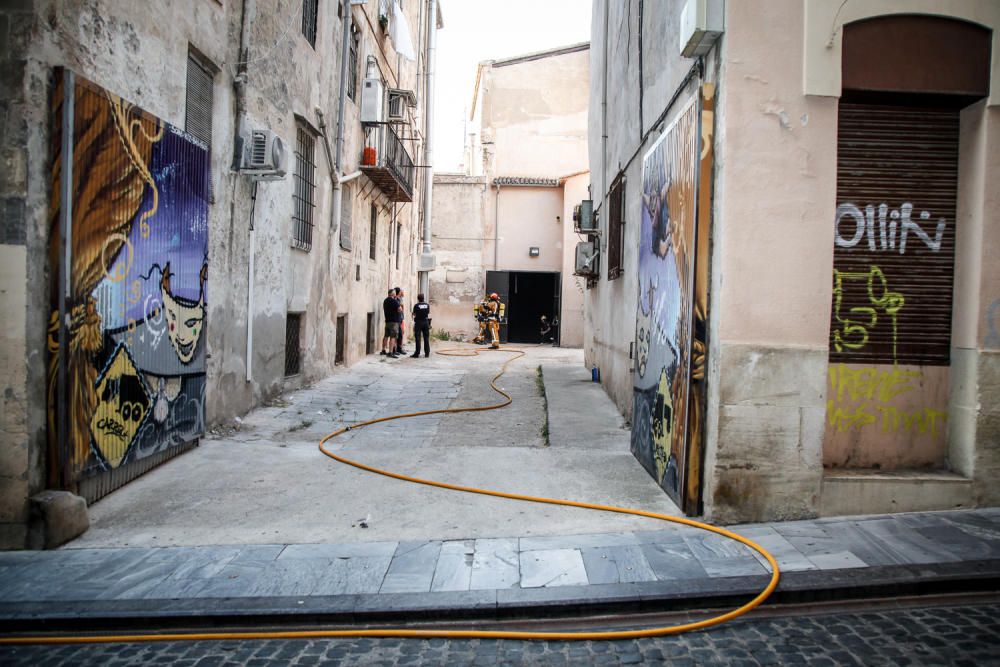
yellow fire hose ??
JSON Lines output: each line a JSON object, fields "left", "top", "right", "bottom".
{"left": 0, "top": 346, "right": 779, "bottom": 646}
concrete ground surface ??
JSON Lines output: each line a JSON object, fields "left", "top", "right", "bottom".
{"left": 69, "top": 344, "right": 680, "bottom": 548}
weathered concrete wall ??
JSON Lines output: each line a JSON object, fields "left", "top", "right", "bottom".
{"left": 703, "top": 0, "right": 834, "bottom": 523}
{"left": 0, "top": 0, "right": 428, "bottom": 547}
{"left": 495, "top": 187, "right": 564, "bottom": 272}
{"left": 430, "top": 44, "right": 590, "bottom": 347}
{"left": 584, "top": 0, "right": 712, "bottom": 417}
{"left": 586, "top": 0, "right": 1000, "bottom": 522}
{"left": 483, "top": 47, "right": 589, "bottom": 178}
{"left": 428, "top": 175, "right": 489, "bottom": 339}
{"left": 559, "top": 174, "right": 588, "bottom": 348}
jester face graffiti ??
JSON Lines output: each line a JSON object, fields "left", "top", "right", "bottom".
{"left": 161, "top": 262, "right": 206, "bottom": 364}
{"left": 90, "top": 345, "right": 151, "bottom": 468}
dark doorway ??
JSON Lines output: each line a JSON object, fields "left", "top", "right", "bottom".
{"left": 335, "top": 314, "right": 347, "bottom": 365}
{"left": 486, "top": 270, "right": 561, "bottom": 345}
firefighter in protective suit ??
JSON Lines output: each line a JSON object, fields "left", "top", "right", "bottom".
{"left": 473, "top": 293, "right": 504, "bottom": 348}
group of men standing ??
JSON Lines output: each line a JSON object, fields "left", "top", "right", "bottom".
{"left": 381, "top": 287, "right": 431, "bottom": 359}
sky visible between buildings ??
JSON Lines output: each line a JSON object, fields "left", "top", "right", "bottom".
{"left": 434, "top": 0, "right": 592, "bottom": 172}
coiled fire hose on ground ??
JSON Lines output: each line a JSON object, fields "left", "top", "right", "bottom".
{"left": 0, "top": 346, "right": 779, "bottom": 645}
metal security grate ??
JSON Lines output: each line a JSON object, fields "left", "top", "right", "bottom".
{"left": 302, "top": 0, "right": 318, "bottom": 47}
{"left": 831, "top": 103, "right": 959, "bottom": 366}
{"left": 285, "top": 313, "right": 302, "bottom": 377}
{"left": 292, "top": 125, "right": 316, "bottom": 252}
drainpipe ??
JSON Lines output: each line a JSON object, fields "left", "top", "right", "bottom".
{"left": 493, "top": 182, "right": 500, "bottom": 269}
{"left": 236, "top": 0, "right": 255, "bottom": 382}
{"left": 330, "top": 0, "right": 355, "bottom": 241}
{"left": 418, "top": 0, "right": 438, "bottom": 296}
{"left": 601, "top": 0, "right": 609, "bottom": 203}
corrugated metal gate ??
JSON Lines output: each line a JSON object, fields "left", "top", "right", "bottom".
{"left": 831, "top": 103, "right": 959, "bottom": 366}
{"left": 48, "top": 70, "right": 209, "bottom": 503}
{"left": 825, "top": 102, "right": 959, "bottom": 469}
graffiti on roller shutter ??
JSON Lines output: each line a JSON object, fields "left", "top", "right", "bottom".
{"left": 825, "top": 201, "right": 951, "bottom": 469}
{"left": 835, "top": 203, "right": 947, "bottom": 254}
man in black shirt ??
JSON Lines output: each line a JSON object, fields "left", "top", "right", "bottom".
{"left": 394, "top": 287, "right": 407, "bottom": 355}
{"left": 381, "top": 289, "right": 401, "bottom": 358}
{"left": 411, "top": 293, "right": 431, "bottom": 358}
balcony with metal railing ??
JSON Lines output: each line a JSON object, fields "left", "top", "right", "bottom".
{"left": 360, "top": 123, "right": 414, "bottom": 202}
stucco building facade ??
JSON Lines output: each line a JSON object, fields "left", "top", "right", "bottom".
{"left": 428, "top": 44, "right": 589, "bottom": 347}
{"left": 585, "top": 0, "right": 1000, "bottom": 521}
{"left": 0, "top": 0, "right": 439, "bottom": 548}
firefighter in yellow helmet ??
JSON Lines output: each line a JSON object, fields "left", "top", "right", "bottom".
{"left": 472, "top": 292, "right": 504, "bottom": 348}
{"left": 484, "top": 292, "right": 503, "bottom": 348}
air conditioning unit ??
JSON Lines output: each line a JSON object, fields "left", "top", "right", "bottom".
{"left": 361, "top": 78, "right": 385, "bottom": 124}
{"left": 573, "top": 199, "right": 597, "bottom": 233}
{"left": 574, "top": 241, "right": 600, "bottom": 277}
{"left": 680, "top": 0, "right": 724, "bottom": 57}
{"left": 387, "top": 88, "right": 417, "bottom": 123}
{"left": 237, "top": 128, "right": 288, "bottom": 180}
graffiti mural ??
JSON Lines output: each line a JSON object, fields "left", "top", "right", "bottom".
{"left": 47, "top": 72, "right": 208, "bottom": 490}
{"left": 631, "top": 96, "right": 700, "bottom": 509}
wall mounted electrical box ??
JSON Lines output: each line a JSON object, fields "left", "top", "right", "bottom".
{"left": 680, "top": 0, "right": 724, "bottom": 58}
{"left": 360, "top": 78, "right": 385, "bottom": 124}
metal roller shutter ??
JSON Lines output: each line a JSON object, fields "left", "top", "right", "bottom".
{"left": 830, "top": 103, "right": 959, "bottom": 367}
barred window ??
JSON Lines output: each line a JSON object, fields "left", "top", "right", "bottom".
{"left": 292, "top": 125, "right": 316, "bottom": 252}
{"left": 348, "top": 22, "right": 360, "bottom": 101}
{"left": 302, "top": 0, "right": 318, "bottom": 47}
{"left": 284, "top": 313, "right": 302, "bottom": 377}
{"left": 607, "top": 175, "right": 625, "bottom": 280}
{"left": 369, "top": 203, "right": 378, "bottom": 260}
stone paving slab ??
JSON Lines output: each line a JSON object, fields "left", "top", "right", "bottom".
{"left": 0, "top": 509, "right": 997, "bottom": 624}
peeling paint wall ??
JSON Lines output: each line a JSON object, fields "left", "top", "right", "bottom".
{"left": 0, "top": 0, "right": 429, "bottom": 547}
{"left": 587, "top": 0, "right": 1000, "bottom": 522}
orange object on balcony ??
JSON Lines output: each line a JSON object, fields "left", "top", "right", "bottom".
{"left": 362, "top": 146, "right": 377, "bottom": 166}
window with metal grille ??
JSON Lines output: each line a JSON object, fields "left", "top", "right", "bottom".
{"left": 369, "top": 204, "right": 378, "bottom": 260}
{"left": 607, "top": 175, "right": 625, "bottom": 280}
{"left": 284, "top": 313, "right": 302, "bottom": 377}
{"left": 302, "top": 0, "right": 318, "bottom": 47}
{"left": 348, "top": 22, "right": 360, "bottom": 101}
{"left": 292, "top": 125, "right": 316, "bottom": 252}
{"left": 339, "top": 182, "right": 353, "bottom": 250}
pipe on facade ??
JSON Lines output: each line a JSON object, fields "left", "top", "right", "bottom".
{"left": 236, "top": 0, "right": 256, "bottom": 384}
{"left": 418, "top": 0, "right": 439, "bottom": 297}
{"left": 493, "top": 182, "right": 500, "bottom": 270}
{"left": 601, "top": 0, "right": 609, "bottom": 204}
{"left": 331, "top": 0, "right": 354, "bottom": 240}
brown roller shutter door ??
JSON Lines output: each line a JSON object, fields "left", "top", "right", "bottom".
{"left": 831, "top": 103, "right": 959, "bottom": 367}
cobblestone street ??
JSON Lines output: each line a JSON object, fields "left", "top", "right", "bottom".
{"left": 4, "top": 601, "right": 998, "bottom": 666}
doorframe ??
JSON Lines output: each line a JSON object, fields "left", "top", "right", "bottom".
{"left": 486, "top": 269, "right": 563, "bottom": 345}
